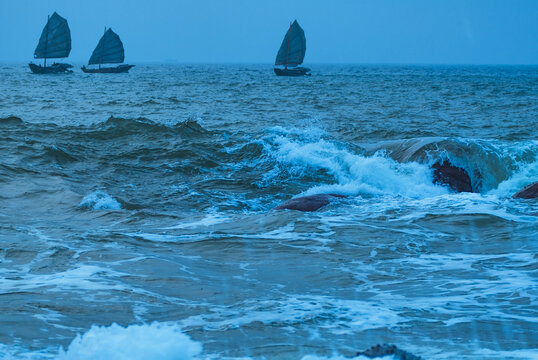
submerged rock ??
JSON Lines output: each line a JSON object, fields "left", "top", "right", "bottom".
{"left": 0, "top": 115, "right": 23, "bottom": 125}
{"left": 274, "top": 194, "right": 347, "bottom": 212}
{"left": 513, "top": 181, "right": 538, "bottom": 199}
{"left": 357, "top": 344, "right": 421, "bottom": 360}
{"left": 432, "top": 160, "right": 474, "bottom": 193}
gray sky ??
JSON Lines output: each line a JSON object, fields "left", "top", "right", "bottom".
{"left": 1, "top": 0, "right": 537, "bottom": 64}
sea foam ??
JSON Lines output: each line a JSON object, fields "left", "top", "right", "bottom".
{"left": 489, "top": 158, "right": 538, "bottom": 198}
{"left": 56, "top": 323, "right": 201, "bottom": 360}
{"left": 78, "top": 191, "right": 122, "bottom": 210}
{"left": 267, "top": 134, "right": 447, "bottom": 199}
{"left": 301, "top": 356, "right": 395, "bottom": 360}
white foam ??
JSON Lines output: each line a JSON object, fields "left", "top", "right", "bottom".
{"left": 165, "top": 214, "right": 230, "bottom": 229}
{"left": 302, "top": 355, "right": 395, "bottom": 360}
{"left": 129, "top": 222, "right": 333, "bottom": 250}
{"left": 56, "top": 323, "right": 201, "bottom": 360}
{"left": 180, "top": 295, "right": 401, "bottom": 334}
{"left": 489, "top": 158, "right": 538, "bottom": 198}
{"left": 473, "top": 348, "right": 538, "bottom": 359}
{"left": 348, "top": 251, "right": 538, "bottom": 324}
{"left": 266, "top": 135, "right": 447, "bottom": 199}
{"left": 319, "top": 192, "right": 536, "bottom": 224}
{"left": 0, "top": 265, "right": 126, "bottom": 294}
{"left": 124, "top": 232, "right": 220, "bottom": 243}
{"left": 267, "top": 124, "right": 328, "bottom": 141}
{"left": 78, "top": 191, "right": 121, "bottom": 210}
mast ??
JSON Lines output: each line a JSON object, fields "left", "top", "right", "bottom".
{"left": 44, "top": 15, "right": 49, "bottom": 67}
{"left": 99, "top": 26, "right": 106, "bottom": 70}
{"left": 285, "top": 22, "right": 291, "bottom": 70}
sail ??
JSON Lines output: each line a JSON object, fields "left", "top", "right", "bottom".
{"left": 275, "top": 20, "right": 306, "bottom": 67}
{"left": 88, "top": 28, "right": 125, "bottom": 65}
{"left": 34, "top": 12, "right": 71, "bottom": 59}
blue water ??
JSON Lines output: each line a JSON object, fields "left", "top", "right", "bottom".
{"left": 0, "top": 64, "right": 537, "bottom": 359}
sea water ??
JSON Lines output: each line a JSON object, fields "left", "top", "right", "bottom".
{"left": 0, "top": 64, "right": 537, "bottom": 359}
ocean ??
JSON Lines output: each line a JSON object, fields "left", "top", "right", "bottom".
{"left": 0, "top": 64, "right": 537, "bottom": 359}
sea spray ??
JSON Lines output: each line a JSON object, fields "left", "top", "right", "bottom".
{"left": 78, "top": 191, "right": 122, "bottom": 210}
{"left": 265, "top": 134, "right": 447, "bottom": 198}
{"left": 489, "top": 158, "right": 538, "bottom": 198}
{"left": 56, "top": 323, "right": 201, "bottom": 360}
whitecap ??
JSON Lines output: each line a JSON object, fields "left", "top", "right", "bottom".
{"left": 56, "top": 322, "right": 201, "bottom": 360}
{"left": 78, "top": 191, "right": 122, "bottom": 210}
{"left": 489, "top": 158, "right": 538, "bottom": 198}
{"left": 265, "top": 135, "right": 447, "bottom": 199}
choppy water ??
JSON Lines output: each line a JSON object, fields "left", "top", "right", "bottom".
{"left": 0, "top": 64, "right": 537, "bottom": 360}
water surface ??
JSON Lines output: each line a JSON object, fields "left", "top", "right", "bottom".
{"left": 0, "top": 64, "right": 537, "bottom": 359}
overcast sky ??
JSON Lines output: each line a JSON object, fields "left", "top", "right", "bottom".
{"left": 1, "top": 0, "right": 536, "bottom": 64}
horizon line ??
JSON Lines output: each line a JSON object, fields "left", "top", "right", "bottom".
{"left": 2, "top": 61, "right": 538, "bottom": 66}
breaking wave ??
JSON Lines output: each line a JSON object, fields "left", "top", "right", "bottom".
{"left": 78, "top": 191, "right": 122, "bottom": 210}
{"left": 56, "top": 323, "right": 201, "bottom": 360}
{"left": 259, "top": 127, "right": 538, "bottom": 199}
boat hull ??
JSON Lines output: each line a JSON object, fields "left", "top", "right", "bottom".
{"left": 81, "top": 65, "right": 135, "bottom": 73}
{"left": 274, "top": 67, "right": 311, "bottom": 77}
{"left": 29, "top": 63, "right": 73, "bottom": 74}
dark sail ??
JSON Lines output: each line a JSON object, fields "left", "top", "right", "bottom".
{"left": 34, "top": 12, "right": 71, "bottom": 59}
{"left": 275, "top": 20, "right": 306, "bottom": 67}
{"left": 88, "top": 28, "right": 125, "bottom": 65}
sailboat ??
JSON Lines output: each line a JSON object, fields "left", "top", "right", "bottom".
{"left": 274, "top": 20, "right": 311, "bottom": 76}
{"left": 81, "top": 27, "right": 134, "bottom": 73}
{"left": 29, "top": 12, "right": 73, "bottom": 74}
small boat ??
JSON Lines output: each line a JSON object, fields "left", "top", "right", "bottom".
{"left": 274, "top": 20, "right": 311, "bottom": 76}
{"left": 81, "top": 28, "right": 134, "bottom": 73}
{"left": 29, "top": 12, "right": 72, "bottom": 74}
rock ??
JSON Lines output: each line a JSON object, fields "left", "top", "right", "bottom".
{"left": 432, "top": 160, "right": 473, "bottom": 193}
{"left": 0, "top": 116, "right": 23, "bottom": 125}
{"left": 274, "top": 193, "right": 347, "bottom": 212}
{"left": 513, "top": 181, "right": 538, "bottom": 199}
{"left": 357, "top": 344, "right": 421, "bottom": 360}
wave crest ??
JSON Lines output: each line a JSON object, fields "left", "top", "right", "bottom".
{"left": 78, "top": 191, "right": 122, "bottom": 210}
{"left": 372, "top": 138, "right": 538, "bottom": 192}
{"left": 57, "top": 323, "right": 202, "bottom": 360}
{"left": 83, "top": 116, "right": 208, "bottom": 140}
{"left": 263, "top": 134, "right": 446, "bottom": 198}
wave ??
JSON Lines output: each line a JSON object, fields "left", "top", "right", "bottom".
{"left": 0, "top": 163, "right": 39, "bottom": 178}
{"left": 490, "top": 158, "right": 538, "bottom": 198}
{"left": 83, "top": 116, "right": 208, "bottom": 140}
{"left": 262, "top": 133, "right": 446, "bottom": 199}
{"left": 56, "top": 323, "right": 201, "bottom": 360}
{"left": 78, "top": 191, "right": 122, "bottom": 210}
{"left": 43, "top": 145, "right": 79, "bottom": 164}
{"left": 0, "top": 115, "right": 208, "bottom": 138}
{"left": 371, "top": 137, "right": 538, "bottom": 192}
{"left": 260, "top": 128, "right": 537, "bottom": 198}
{"left": 2, "top": 116, "right": 536, "bottom": 202}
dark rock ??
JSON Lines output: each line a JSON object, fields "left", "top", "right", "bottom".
{"left": 274, "top": 193, "right": 347, "bottom": 212}
{"left": 432, "top": 160, "right": 474, "bottom": 193}
{"left": 357, "top": 344, "right": 421, "bottom": 360}
{"left": 513, "top": 181, "right": 538, "bottom": 199}
{"left": 0, "top": 116, "right": 23, "bottom": 125}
